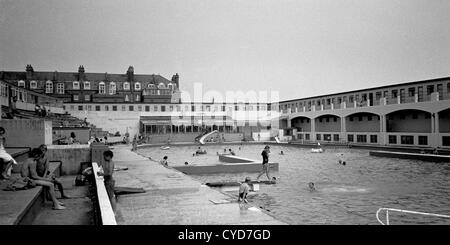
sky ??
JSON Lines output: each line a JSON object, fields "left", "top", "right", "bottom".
{"left": 0, "top": 0, "right": 449, "bottom": 102}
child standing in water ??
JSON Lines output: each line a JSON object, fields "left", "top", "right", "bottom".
{"left": 0, "top": 127, "right": 18, "bottom": 179}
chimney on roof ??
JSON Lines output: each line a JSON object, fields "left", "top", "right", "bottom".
{"left": 127, "top": 66, "right": 134, "bottom": 81}
{"left": 171, "top": 73, "right": 179, "bottom": 88}
{"left": 78, "top": 65, "right": 85, "bottom": 81}
{"left": 53, "top": 71, "right": 58, "bottom": 81}
{"left": 26, "top": 64, "right": 34, "bottom": 80}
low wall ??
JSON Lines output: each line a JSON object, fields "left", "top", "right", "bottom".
{"left": 46, "top": 145, "right": 91, "bottom": 175}
{"left": 53, "top": 127, "right": 91, "bottom": 144}
{"left": 370, "top": 150, "right": 450, "bottom": 162}
{"left": 92, "top": 162, "right": 117, "bottom": 225}
{"left": 173, "top": 162, "right": 278, "bottom": 174}
{"left": 0, "top": 119, "right": 52, "bottom": 148}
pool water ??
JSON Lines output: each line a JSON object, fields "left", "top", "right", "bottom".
{"left": 137, "top": 144, "right": 450, "bottom": 225}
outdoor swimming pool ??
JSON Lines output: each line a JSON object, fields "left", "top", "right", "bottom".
{"left": 137, "top": 144, "right": 450, "bottom": 225}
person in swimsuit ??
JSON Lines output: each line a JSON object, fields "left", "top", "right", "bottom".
{"left": 238, "top": 177, "right": 251, "bottom": 203}
{"left": 0, "top": 127, "right": 18, "bottom": 179}
{"left": 256, "top": 145, "right": 271, "bottom": 181}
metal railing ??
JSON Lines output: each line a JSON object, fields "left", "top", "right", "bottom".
{"left": 376, "top": 208, "right": 450, "bottom": 225}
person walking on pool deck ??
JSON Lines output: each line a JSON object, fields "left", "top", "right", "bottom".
{"left": 256, "top": 145, "right": 271, "bottom": 181}
{"left": 238, "top": 177, "right": 251, "bottom": 203}
{"left": 37, "top": 144, "right": 70, "bottom": 199}
{"left": 97, "top": 150, "right": 116, "bottom": 213}
{"left": 21, "top": 148, "right": 66, "bottom": 210}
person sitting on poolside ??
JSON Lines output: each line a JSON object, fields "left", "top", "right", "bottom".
{"left": 37, "top": 144, "right": 69, "bottom": 199}
{"left": 238, "top": 177, "right": 251, "bottom": 203}
{"left": 21, "top": 148, "right": 66, "bottom": 210}
{"left": 308, "top": 182, "right": 316, "bottom": 192}
{"left": 160, "top": 156, "right": 168, "bottom": 167}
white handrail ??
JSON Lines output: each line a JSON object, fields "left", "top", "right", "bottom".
{"left": 376, "top": 208, "right": 450, "bottom": 225}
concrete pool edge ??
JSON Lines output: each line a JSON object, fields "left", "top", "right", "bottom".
{"left": 112, "top": 145, "right": 288, "bottom": 225}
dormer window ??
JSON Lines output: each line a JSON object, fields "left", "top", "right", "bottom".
{"left": 73, "top": 81, "right": 80, "bottom": 90}
{"left": 84, "top": 81, "right": 90, "bottom": 90}
{"left": 18, "top": 80, "right": 25, "bottom": 88}
{"left": 99, "top": 82, "right": 105, "bottom": 94}
{"left": 123, "top": 82, "right": 130, "bottom": 90}
{"left": 168, "top": 83, "right": 174, "bottom": 90}
{"left": 148, "top": 84, "right": 155, "bottom": 89}
{"left": 56, "top": 83, "right": 65, "bottom": 94}
{"left": 109, "top": 82, "right": 116, "bottom": 95}
{"left": 134, "top": 82, "right": 141, "bottom": 91}
{"left": 158, "top": 83, "right": 166, "bottom": 89}
{"left": 30, "top": 80, "right": 37, "bottom": 89}
{"left": 45, "top": 81, "right": 53, "bottom": 93}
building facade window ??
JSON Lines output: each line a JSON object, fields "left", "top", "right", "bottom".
{"left": 123, "top": 82, "right": 130, "bottom": 90}
{"left": 145, "top": 106, "right": 150, "bottom": 112}
{"left": 46, "top": 81, "right": 53, "bottom": 93}
{"left": 56, "top": 83, "right": 64, "bottom": 94}
{"left": 158, "top": 83, "right": 165, "bottom": 89}
{"left": 347, "top": 135, "right": 354, "bottom": 142}
{"left": 122, "top": 105, "right": 126, "bottom": 111}
{"left": 99, "top": 82, "right": 106, "bottom": 94}
{"left": 129, "top": 105, "right": 134, "bottom": 111}
{"left": 389, "top": 135, "right": 397, "bottom": 144}
{"left": 418, "top": 136, "right": 428, "bottom": 145}
{"left": 30, "top": 80, "right": 37, "bottom": 89}
{"left": 138, "top": 105, "right": 142, "bottom": 111}
{"left": 18, "top": 80, "right": 25, "bottom": 87}
{"left": 105, "top": 105, "right": 109, "bottom": 111}
{"left": 73, "top": 95, "right": 79, "bottom": 101}
{"left": 84, "top": 81, "right": 90, "bottom": 90}
{"left": 95, "top": 105, "right": 101, "bottom": 111}
{"left": 401, "top": 135, "right": 414, "bottom": 145}
{"left": 109, "top": 82, "right": 116, "bottom": 95}
{"left": 112, "top": 106, "right": 117, "bottom": 111}
{"left": 135, "top": 82, "right": 141, "bottom": 91}
{"left": 73, "top": 81, "right": 80, "bottom": 89}
{"left": 357, "top": 135, "right": 367, "bottom": 143}
{"left": 78, "top": 105, "right": 83, "bottom": 111}
{"left": 370, "top": 135, "right": 378, "bottom": 143}
{"left": 84, "top": 94, "right": 90, "bottom": 101}
{"left": 426, "top": 85, "right": 434, "bottom": 95}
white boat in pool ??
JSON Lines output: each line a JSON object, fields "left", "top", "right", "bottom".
{"left": 160, "top": 146, "right": 170, "bottom": 150}
{"left": 311, "top": 148, "right": 323, "bottom": 153}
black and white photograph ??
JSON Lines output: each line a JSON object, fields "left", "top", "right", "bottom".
{"left": 0, "top": 0, "right": 449, "bottom": 236}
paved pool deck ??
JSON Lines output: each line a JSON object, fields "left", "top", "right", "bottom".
{"left": 111, "top": 145, "right": 286, "bottom": 225}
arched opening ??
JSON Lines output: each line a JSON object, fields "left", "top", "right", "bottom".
{"left": 386, "top": 109, "right": 431, "bottom": 133}
{"left": 438, "top": 108, "right": 450, "bottom": 133}
{"left": 345, "top": 112, "right": 380, "bottom": 132}
{"left": 314, "top": 114, "right": 341, "bottom": 132}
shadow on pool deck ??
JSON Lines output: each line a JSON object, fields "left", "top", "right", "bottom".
{"left": 111, "top": 145, "right": 286, "bottom": 225}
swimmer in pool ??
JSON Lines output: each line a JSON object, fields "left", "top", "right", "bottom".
{"left": 229, "top": 149, "right": 236, "bottom": 155}
{"left": 184, "top": 162, "right": 188, "bottom": 165}
{"left": 308, "top": 182, "right": 316, "bottom": 192}
{"left": 279, "top": 151, "right": 284, "bottom": 155}
{"left": 338, "top": 153, "right": 346, "bottom": 165}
